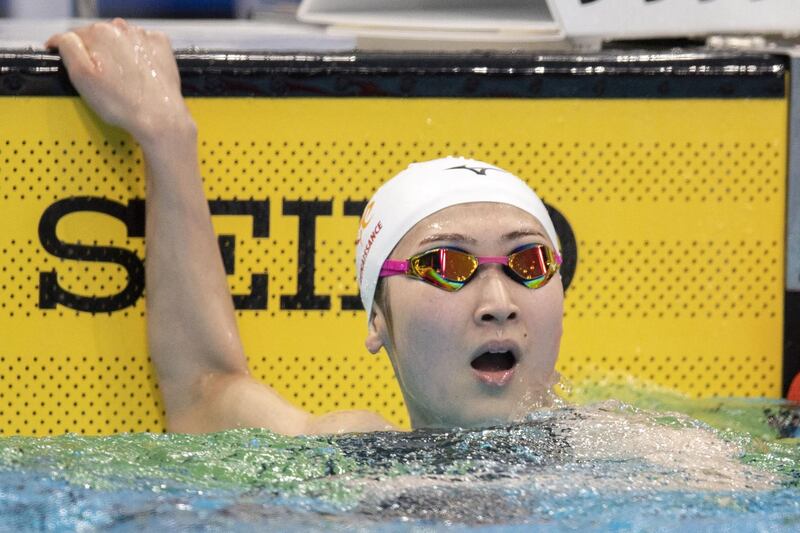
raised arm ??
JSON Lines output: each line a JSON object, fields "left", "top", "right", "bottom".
{"left": 47, "top": 20, "right": 393, "bottom": 435}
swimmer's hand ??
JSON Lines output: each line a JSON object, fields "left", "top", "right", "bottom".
{"left": 45, "top": 19, "right": 193, "bottom": 145}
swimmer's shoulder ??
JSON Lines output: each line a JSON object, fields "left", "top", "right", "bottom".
{"left": 307, "top": 409, "right": 400, "bottom": 435}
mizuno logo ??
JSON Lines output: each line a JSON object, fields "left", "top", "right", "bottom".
{"left": 445, "top": 164, "right": 504, "bottom": 176}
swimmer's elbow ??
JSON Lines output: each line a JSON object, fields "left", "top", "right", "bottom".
{"left": 159, "top": 371, "right": 397, "bottom": 436}
{"left": 163, "top": 371, "right": 312, "bottom": 436}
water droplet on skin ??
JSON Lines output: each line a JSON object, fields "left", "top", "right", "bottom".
{"left": 89, "top": 52, "right": 104, "bottom": 73}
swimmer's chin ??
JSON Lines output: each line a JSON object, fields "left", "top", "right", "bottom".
{"left": 408, "top": 408, "right": 509, "bottom": 431}
{"left": 412, "top": 409, "right": 538, "bottom": 431}
{"left": 407, "top": 385, "right": 562, "bottom": 430}
{"left": 455, "top": 390, "right": 563, "bottom": 430}
{"left": 412, "top": 417, "right": 510, "bottom": 432}
{"left": 415, "top": 412, "right": 548, "bottom": 432}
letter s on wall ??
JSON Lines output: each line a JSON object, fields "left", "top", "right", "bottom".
{"left": 38, "top": 197, "right": 145, "bottom": 313}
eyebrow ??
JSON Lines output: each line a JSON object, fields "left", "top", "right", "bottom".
{"left": 501, "top": 229, "right": 547, "bottom": 241}
{"left": 418, "top": 233, "right": 477, "bottom": 246}
{"left": 417, "top": 229, "right": 546, "bottom": 247}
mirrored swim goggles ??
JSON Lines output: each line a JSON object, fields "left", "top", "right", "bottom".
{"left": 379, "top": 243, "right": 562, "bottom": 292}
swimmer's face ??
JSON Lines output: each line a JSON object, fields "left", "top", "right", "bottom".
{"left": 366, "top": 202, "right": 564, "bottom": 429}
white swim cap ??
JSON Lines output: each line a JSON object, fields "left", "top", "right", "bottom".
{"left": 356, "top": 157, "right": 560, "bottom": 319}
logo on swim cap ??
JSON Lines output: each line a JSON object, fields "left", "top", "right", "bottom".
{"left": 445, "top": 164, "right": 506, "bottom": 176}
{"left": 355, "top": 200, "right": 375, "bottom": 246}
{"left": 357, "top": 219, "right": 383, "bottom": 284}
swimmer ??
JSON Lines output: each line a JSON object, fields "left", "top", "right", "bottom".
{"left": 43, "top": 20, "right": 560, "bottom": 435}
{"left": 40, "top": 20, "right": 786, "bottom": 497}
{"left": 44, "top": 19, "right": 567, "bottom": 435}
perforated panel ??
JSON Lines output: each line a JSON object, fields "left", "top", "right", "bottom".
{"left": 0, "top": 97, "right": 787, "bottom": 435}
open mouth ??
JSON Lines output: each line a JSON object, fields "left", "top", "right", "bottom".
{"left": 470, "top": 351, "right": 517, "bottom": 373}
{"left": 469, "top": 343, "right": 520, "bottom": 387}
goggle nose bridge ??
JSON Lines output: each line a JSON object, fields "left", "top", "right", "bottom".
{"left": 476, "top": 256, "right": 511, "bottom": 266}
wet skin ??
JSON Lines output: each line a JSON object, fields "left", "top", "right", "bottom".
{"left": 366, "top": 202, "right": 564, "bottom": 429}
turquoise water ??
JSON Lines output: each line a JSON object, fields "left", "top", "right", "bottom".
{"left": 0, "top": 386, "right": 798, "bottom": 531}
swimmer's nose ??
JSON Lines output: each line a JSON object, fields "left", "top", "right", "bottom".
{"left": 473, "top": 268, "right": 519, "bottom": 325}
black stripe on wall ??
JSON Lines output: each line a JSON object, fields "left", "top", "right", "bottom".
{"left": 0, "top": 50, "right": 788, "bottom": 99}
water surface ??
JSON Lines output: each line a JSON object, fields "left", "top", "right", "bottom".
{"left": 0, "top": 384, "right": 798, "bottom": 531}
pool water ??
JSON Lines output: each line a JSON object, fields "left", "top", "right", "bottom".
{"left": 0, "top": 383, "right": 798, "bottom": 531}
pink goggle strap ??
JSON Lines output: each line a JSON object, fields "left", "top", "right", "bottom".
{"left": 380, "top": 260, "right": 409, "bottom": 278}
